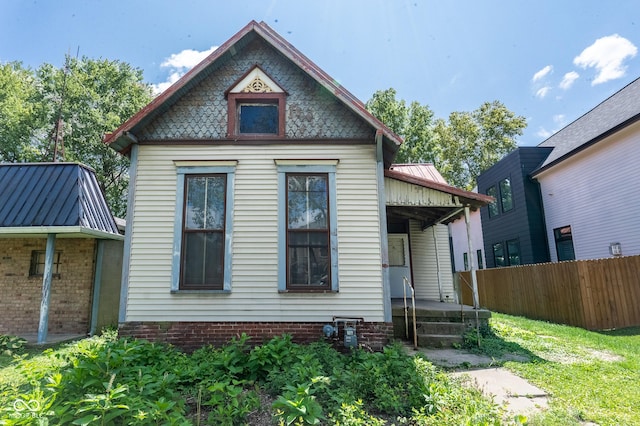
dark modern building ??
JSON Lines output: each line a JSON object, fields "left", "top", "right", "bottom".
{"left": 476, "top": 147, "right": 552, "bottom": 268}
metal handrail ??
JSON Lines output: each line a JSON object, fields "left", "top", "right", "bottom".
{"left": 402, "top": 276, "right": 418, "bottom": 350}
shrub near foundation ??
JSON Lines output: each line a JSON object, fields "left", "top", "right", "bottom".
{"left": 0, "top": 332, "right": 505, "bottom": 425}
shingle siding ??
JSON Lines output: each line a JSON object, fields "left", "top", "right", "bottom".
{"left": 138, "top": 38, "right": 372, "bottom": 142}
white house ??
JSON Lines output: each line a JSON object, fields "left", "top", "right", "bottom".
{"left": 532, "top": 77, "right": 640, "bottom": 261}
{"left": 104, "top": 21, "right": 489, "bottom": 350}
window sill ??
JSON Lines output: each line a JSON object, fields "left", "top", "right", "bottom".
{"left": 171, "top": 289, "right": 231, "bottom": 295}
{"left": 278, "top": 289, "right": 338, "bottom": 294}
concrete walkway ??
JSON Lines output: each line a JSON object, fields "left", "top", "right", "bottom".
{"left": 407, "top": 346, "right": 549, "bottom": 417}
{"left": 451, "top": 367, "right": 548, "bottom": 416}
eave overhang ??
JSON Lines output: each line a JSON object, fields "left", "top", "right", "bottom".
{"left": 0, "top": 226, "right": 124, "bottom": 240}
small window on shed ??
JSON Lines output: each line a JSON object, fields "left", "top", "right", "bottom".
{"left": 29, "top": 251, "right": 62, "bottom": 277}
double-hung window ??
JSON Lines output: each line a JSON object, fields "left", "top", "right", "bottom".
{"left": 172, "top": 162, "right": 236, "bottom": 292}
{"left": 277, "top": 161, "right": 338, "bottom": 292}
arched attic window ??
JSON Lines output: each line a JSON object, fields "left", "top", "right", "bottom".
{"left": 226, "top": 65, "right": 287, "bottom": 138}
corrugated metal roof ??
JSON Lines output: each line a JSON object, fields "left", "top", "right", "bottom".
{"left": 0, "top": 163, "right": 119, "bottom": 235}
{"left": 389, "top": 163, "right": 448, "bottom": 184}
{"left": 534, "top": 76, "right": 640, "bottom": 174}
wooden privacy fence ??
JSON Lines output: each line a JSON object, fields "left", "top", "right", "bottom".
{"left": 458, "top": 255, "right": 640, "bottom": 330}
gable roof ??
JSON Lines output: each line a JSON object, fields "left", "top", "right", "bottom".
{"left": 533, "top": 76, "right": 640, "bottom": 176}
{"left": 104, "top": 20, "right": 402, "bottom": 163}
{"left": 0, "top": 163, "right": 121, "bottom": 239}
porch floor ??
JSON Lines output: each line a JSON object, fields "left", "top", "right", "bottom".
{"left": 391, "top": 298, "right": 491, "bottom": 318}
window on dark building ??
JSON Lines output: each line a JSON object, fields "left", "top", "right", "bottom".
{"left": 500, "top": 178, "right": 513, "bottom": 212}
{"left": 476, "top": 249, "right": 483, "bottom": 269}
{"left": 493, "top": 242, "right": 506, "bottom": 267}
{"left": 506, "top": 239, "right": 521, "bottom": 266}
{"left": 487, "top": 186, "right": 499, "bottom": 217}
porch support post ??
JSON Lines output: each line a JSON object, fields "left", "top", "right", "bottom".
{"left": 37, "top": 233, "right": 56, "bottom": 344}
{"left": 431, "top": 226, "right": 444, "bottom": 302}
{"left": 89, "top": 239, "right": 105, "bottom": 336}
{"left": 376, "top": 131, "right": 392, "bottom": 322}
{"left": 464, "top": 206, "right": 480, "bottom": 309}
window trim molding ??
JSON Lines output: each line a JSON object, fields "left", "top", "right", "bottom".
{"left": 277, "top": 163, "right": 339, "bottom": 293}
{"left": 227, "top": 92, "right": 286, "bottom": 138}
{"left": 171, "top": 162, "right": 236, "bottom": 293}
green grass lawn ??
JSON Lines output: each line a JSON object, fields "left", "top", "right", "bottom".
{"left": 485, "top": 313, "right": 640, "bottom": 426}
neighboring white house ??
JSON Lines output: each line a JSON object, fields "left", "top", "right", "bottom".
{"left": 532, "top": 77, "right": 640, "bottom": 262}
{"left": 448, "top": 204, "right": 485, "bottom": 272}
{"left": 104, "top": 21, "right": 489, "bottom": 350}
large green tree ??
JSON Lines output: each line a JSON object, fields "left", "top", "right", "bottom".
{"left": 366, "top": 89, "right": 527, "bottom": 190}
{"left": 0, "top": 58, "right": 152, "bottom": 217}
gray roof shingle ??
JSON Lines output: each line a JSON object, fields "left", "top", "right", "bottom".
{"left": 535, "top": 76, "right": 640, "bottom": 173}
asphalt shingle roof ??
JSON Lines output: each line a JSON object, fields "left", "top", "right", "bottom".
{"left": 535, "top": 76, "right": 640, "bottom": 173}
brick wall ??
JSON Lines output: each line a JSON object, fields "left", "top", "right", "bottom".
{"left": 0, "top": 238, "right": 96, "bottom": 335}
{"left": 118, "top": 321, "right": 394, "bottom": 352}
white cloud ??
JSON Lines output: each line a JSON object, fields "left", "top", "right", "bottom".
{"left": 535, "top": 86, "right": 551, "bottom": 99}
{"left": 574, "top": 34, "right": 637, "bottom": 85}
{"left": 532, "top": 65, "right": 553, "bottom": 82}
{"left": 553, "top": 114, "right": 566, "bottom": 126}
{"left": 152, "top": 45, "right": 218, "bottom": 95}
{"left": 536, "top": 127, "right": 553, "bottom": 139}
{"left": 559, "top": 71, "right": 579, "bottom": 90}
{"left": 536, "top": 115, "right": 567, "bottom": 140}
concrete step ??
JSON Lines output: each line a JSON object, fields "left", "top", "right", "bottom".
{"left": 416, "top": 321, "right": 466, "bottom": 336}
{"left": 417, "top": 333, "right": 464, "bottom": 348}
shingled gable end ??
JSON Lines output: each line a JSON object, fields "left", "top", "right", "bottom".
{"left": 106, "top": 21, "right": 490, "bottom": 351}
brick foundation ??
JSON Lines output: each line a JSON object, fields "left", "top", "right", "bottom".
{"left": 118, "top": 321, "right": 394, "bottom": 352}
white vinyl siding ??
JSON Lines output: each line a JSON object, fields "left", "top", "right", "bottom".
{"left": 448, "top": 210, "right": 485, "bottom": 272}
{"left": 409, "top": 220, "right": 455, "bottom": 301}
{"left": 537, "top": 121, "right": 640, "bottom": 261}
{"left": 126, "top": 144, "right": 384, "bottom": 322}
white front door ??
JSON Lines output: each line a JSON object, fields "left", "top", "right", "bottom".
{"left": 388, "top": 234, "right": 411, "bottom": 298}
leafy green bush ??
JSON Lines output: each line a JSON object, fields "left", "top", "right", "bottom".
{"left": 0, "top": 332, "right": 505, "bottom": 425}
{"left": 0, "top": 335, "right": 26, "bottom": 357}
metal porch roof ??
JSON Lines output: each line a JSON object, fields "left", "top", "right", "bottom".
{"left": 0, "top": 163, "right": 121, "bottom": 239}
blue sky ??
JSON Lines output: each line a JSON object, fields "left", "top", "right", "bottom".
{"left": 1, "top": 0, "right": 638, "bottom": 146}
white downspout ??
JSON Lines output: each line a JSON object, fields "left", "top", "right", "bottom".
{"left": 376, "top": 130, "right": 392, "bottom": 322}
